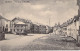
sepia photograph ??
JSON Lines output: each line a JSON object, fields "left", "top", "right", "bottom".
{"left": 0, "top": 0, "right": 80, "bottom": 51}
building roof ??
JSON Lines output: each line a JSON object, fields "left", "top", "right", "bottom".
{"left": 16, "top": 21, "right": 25, "bottom": 24}
{"left": 0, "top": 15, "right": 10, "bottom": 21}
{"left": 12, "top": 17, "right": 32, "bottom": 23}
{"left": 60, "top": 17, "right": 74, "bottom": 27}
{"left": 77, "top": 0, "right": 80, "bottom": 6}
{"left": 0, "top": 15, "right": 4, "bottom": 19}
{"left": 60, "top": 15, "right": 80, "bottom": 28}
{"left": 74, "top": 15, "right": 79, "bottom": 21}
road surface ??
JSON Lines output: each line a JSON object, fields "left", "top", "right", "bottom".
{"left": 0, "top": 33, "right": 80, "bottom": 50}
{"left": 0, "top": 34, "right": 48, "bottom": 50}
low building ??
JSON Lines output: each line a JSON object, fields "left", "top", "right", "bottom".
{"left": 46, "top": 25, "right": 53, "bottom": 34}
{"left": 46, "top": 25, "right": 50, "bottom": 34}
{"left": 33, "top": 24, "right": 39, "bottom": 33}
{"left": 61, "top": 27, "right": 67, "bottom": 36}
{"left": 10, "top": 21, "right": 14, "bottom": 33}
{"left": 53, "top": 23, "right": 62, "bottom": 35}
{"left": 39, "top": 25, "right": 46, "bottom": 34}
{"left": 0, "top": 15, "right": 11, "bottom": 33}
{"left": 12, "top": 17, "right": 32, "bottom": 35}
{"left": 4, "top": 20, "right": 11, "bottom": 33}
{"left": 60, "top": 22, "right": 68, "bottom": 36}
{"left": 0, "top": 15, "right": 5, "bottom": 40}
{"left": 14, "top": 21, "right": 27, "bottom": 35}
{"left": 66, "top": 16, "right": 79, "bottom": 40}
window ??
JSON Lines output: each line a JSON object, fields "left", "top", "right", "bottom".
{"left": 11, "top": 29, "right": 12, "bottom": 32}
{"left": 6, "top": 24, "right": 8, "bottom": 28}
{"left": 3, "top": 26, "right": 4, "bottom": 31}
{"left": 17, "top": 29, "right": 19, "bottom": 31}
{"left": 74, "top": 22, "right": 76, "bottom": 26}
{"left": 15, "top": 25, "right": 19, "bottom": 27}
{"left": 21, "top": 25, "right": 23, "bottom": 27}
{"left": 14, "top": 29, "right": 15, "bottom": 31}
{"left": 14, "top": 25, "right": 16, "bottom": 27}
{"left": 21, "top": 29, "right": 22, "bottom": 31}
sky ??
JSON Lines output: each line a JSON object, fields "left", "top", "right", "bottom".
{"left": 0, "top": 0, "right": 79, "bottom": 26}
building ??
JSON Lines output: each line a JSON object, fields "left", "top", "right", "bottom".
{"left": 39, "top": 25, "right": 46, "bottom": 34}
{"left": 33, "top": 24, "right": 39, "bottom": 33}
{"left": 59, "top": 0, "right": 80, "bottom": 41}
{"left": 60, "top": 19, "right": 74, "bottom": 36}
{"left": 46, "top": 25, "right": 50, "bottom": 34}
{"left": 53, "top": 23, "right": 62, "bottom": 35}
{"left": 4, "top": 20, "right": 11, "bottom": 33}
{"left": 12, "top": 17, "right": 32, "bottom": 35}
{"left": 58, "top": 0, "right": 80, "bottom": 40}
{"left": 14, "top": 21, "right": 27, "bottom": 35}
{"left": 60, "top": 23, "right": 67, "bottom": 36}
{"left": 46, "top": 25, "right": 53, "bottom": 34}
{"left": 0, "top": 15, "right": 5, "bottom": 40}
{"left": 0, "top": 15, "right": 11, "bottom": 33}
{"left": 65, "top": 0, "right": 80, "bottom": 41}
{"left": 10, "top": 21, "right": 14, "bottom": 33}
{"left": 77, "top": 0, "right": 80, "bottom": 17}
{"left": 66, "top": 16, "right": 79, "bottom": 40}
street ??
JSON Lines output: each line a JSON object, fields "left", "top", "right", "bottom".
{"left": 0, "top": 33, "right": 80, "bottom": 50}
{"left": 0, "top": 34, "right": 48, "bottom": 50}
{"left": 0, "top": 0, "right": 80, "bottom": 50}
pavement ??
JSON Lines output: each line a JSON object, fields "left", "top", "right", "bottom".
{"left": 0, "top": 34, "right": 48, "bottom": 50}
{"left": 0, "top": 33, "right": 80, "bottom": 50}
{"left": 22, "top": 34, "right": 80, "bottom": 50}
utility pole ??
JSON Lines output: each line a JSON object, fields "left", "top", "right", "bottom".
{"left": 49, "top": 17, "right": 51, "bottom": 35}
{"left": 49, "top": 17, "right": 50, "bottom": 26}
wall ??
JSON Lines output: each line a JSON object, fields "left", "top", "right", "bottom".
{"left": 67, "top": 21, "right": 79, "bottom": 40}
{"left": 0, "top": 19, "right": 5, "bottom": 40}
{"left": 4, "top": 20, "right": 11, "bottom": 33}
{"left": 39, "top": 25, "right": 46, "bottom": 34}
